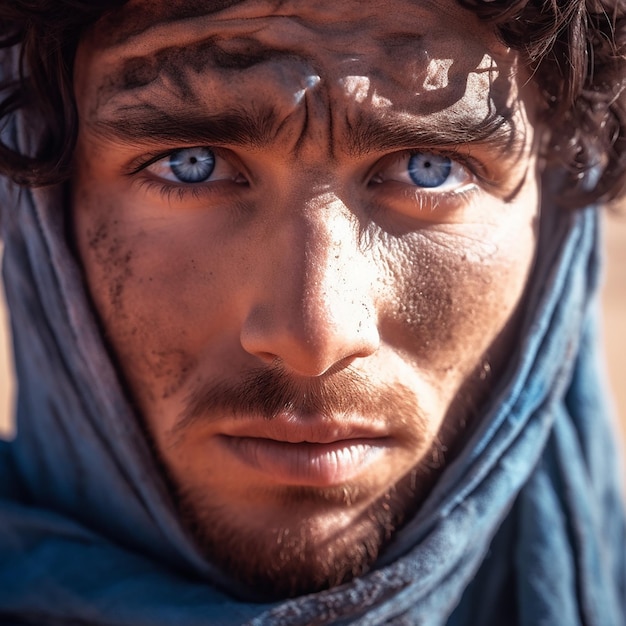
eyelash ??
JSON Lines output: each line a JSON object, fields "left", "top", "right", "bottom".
{"left": 410, "top": 185, "right": 476, "bottom": 212}
{"left": 134, "top": 178, "right": 225, "bottom": 202}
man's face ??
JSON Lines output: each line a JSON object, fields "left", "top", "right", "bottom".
{"left": 72, "top": 0, "right": 540, "bottom": 597}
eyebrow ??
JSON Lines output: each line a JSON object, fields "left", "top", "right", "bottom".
{"left": 343, "top": 109, "right": 522, "bottom": 157}
{"left": 93, "top": 106, "right": 282, "bottom": 149}
{"left": 92, "top": 103, "right": 523, "bottom": 157}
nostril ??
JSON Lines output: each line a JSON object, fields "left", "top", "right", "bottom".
{"left": 256, "top": 351, "right": 278, "bottom": 365}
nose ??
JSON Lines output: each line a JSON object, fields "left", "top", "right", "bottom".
{"left": 240, "top": 194, "right": 380, "bottom": 376}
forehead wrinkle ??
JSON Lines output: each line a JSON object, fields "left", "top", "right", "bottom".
{"left": 78, "top": 0, "right": 505, "bottom": 123}
{"left": 85, "top": 0, "right": 486, "bottom": 74}
{"left": 89, "top": 51, "right": 525, "bottom": 161}
{"left": 90, "top": 28, "right": 489, "bottom": 121}
{"left": 110, "top": 39, "right": 294, "bottom": 96}
{"left": 92, "top": 0, "right": 249, "bottom": 49}
{"left": 100, "top": 0, "right": 472, "bottom": 47}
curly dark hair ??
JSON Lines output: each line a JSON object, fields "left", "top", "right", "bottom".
{"left": 0, "top": 0, "right": 625, "bottom": 208}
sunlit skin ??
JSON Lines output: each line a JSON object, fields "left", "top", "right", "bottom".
{"left": 71, "top": 0, "right": 541, "bottom": 598}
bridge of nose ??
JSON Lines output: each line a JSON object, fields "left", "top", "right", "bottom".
{"left": 239, "top": 189, "right": 381, "bottom": 376}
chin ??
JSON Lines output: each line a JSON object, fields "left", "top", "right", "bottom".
{"left": 174, "top": 467, "right": 424, "bottom": 599}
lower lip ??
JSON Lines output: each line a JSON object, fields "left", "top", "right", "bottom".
{"left": 219, "top": 436, "right": 388, "bottom": 486}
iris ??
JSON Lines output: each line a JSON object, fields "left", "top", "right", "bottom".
{"left": 408, "top": 153, "right": 452, "bottom": 188}
{"left": 169, "top": 148, "right": 215, "bottom": 183}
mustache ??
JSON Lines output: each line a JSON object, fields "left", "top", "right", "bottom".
{"left": 173, "top": 364, "right": 426, "bottom": 434}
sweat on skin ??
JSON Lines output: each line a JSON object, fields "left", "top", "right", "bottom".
{"left": 71, "top": 0, "right": 540, "bottom": 597}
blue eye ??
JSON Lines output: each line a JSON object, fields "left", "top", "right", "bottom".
{"left": 372, "top": 151, "right": 470, "bottom": 193}
{"left": 407, "top": 153, "right": 452, "bottom": 188}
{"left": 169, "top": 147, "right": 215, "bottom": 183}
{"left": 144, "top": 147, "right": 246, "bottom": 186}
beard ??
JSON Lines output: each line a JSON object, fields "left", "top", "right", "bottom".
{"left": 156, "top": 362, "right": 476, "bottom": 600}
{"left": 174, "top": 465, "right": 427, "bottom": 599}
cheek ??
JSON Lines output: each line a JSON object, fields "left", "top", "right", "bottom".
{"left": 382, "top": 213, "right": 537, "bottom": 379}
{"left": 72, "top": 193, "right": 234, "bottom": 406}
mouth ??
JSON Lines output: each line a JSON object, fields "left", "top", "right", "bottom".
{"left": 215, "top": 416, "right": 392, "bottom": 487}
{"left": 218, "top": 434, "right": 390, "bottom": 486}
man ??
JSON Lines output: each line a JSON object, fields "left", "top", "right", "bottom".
{"left": 0, "top": 0, "right": 624, "bottom": 623}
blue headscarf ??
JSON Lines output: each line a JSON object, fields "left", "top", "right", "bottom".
{"left": 0, "top": 50, "right": 624, "bottom": 626}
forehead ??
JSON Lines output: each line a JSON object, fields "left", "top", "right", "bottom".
{"left": 89, "top": 0, "right": 493, "bottom": 46}
{"left": 89, "top": 0, "right": 490, "bottom": 44}
{"left": 76, "top": 0, "right": 528, "bottom": 159}
{"left": 79, "top": 0, "right": 507, "bottom": 99}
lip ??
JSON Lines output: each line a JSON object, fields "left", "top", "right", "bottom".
{"left": 212, "top": 413, "right": 394, "bottom": 485}
{"left": 218, "top": 434, "right": 390, "bottom": 486}
{"left": 219, "top": 413, "right": 391, "bottom": 443}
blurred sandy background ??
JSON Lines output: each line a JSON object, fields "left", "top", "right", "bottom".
{"left": 0, "top": 215, "right": 625, "bottom": 450}
{"left": 602, "top": 211, "right": 626, "bottom": 451}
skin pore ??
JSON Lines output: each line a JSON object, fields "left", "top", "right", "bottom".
{"left": 71, "top": 0, "right": 541, "bottom": 598}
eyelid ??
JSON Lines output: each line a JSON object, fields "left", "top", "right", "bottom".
{"left": 125, "top": 149, "right": 178, "bottom": 176}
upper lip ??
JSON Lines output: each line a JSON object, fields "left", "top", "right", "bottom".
{"left": 218, "top": 412, "right": 391, "bottom": 444}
